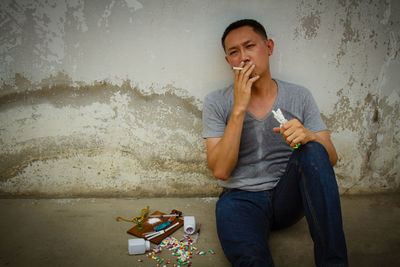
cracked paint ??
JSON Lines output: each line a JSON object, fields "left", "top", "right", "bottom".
{"left": 296, "top": 11, "right": 321, "bottom": 39}
{"left": 0, "top": 73, "right": 217, "bottom": 197}
{"left": 294, "top": 0, "right": 322, "bottom": 40}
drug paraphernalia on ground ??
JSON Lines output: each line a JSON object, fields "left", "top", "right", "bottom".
{"left": 149, "top": 214, "right": 181, "bottom": 218}
{"left": 145, "top": 235, "right": 216, "bottom": 265}
{"left": 145, "top": 222, "right": 180, "bottom": 240}
{"left": 128, "top": 238, "right": 150, "bottom": 255}
{"left": 115, "top": 206, "right": 149, "bottom": 228}
{"left": 192, "top": 224, "right": 201, "bottom": 244}
{"left": 127, "top": 209, "right": 184, "bottom": 244}
{"left": 184, "top": 216, "right": 196, "bottom": 234}
{"left": 123, "top": 211, "right": 213, "bottom": 265}
{"left": 154, "top": 220, "right": 171, "bottom": 231}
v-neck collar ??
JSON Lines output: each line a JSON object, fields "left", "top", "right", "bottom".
{"left": 245, "top": 79, "right": 281, "bottom": 121}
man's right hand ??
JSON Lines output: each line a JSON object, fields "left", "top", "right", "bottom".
{"left": 232, "top": 61, "right": 260, "bottom": 114}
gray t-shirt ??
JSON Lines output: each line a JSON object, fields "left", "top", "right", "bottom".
{"left": 202, "top": 79, "right": 327, "bottom": 191}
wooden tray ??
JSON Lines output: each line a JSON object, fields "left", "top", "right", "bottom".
{"left": 127, "top": 211, "right": 183, "bottom": 244}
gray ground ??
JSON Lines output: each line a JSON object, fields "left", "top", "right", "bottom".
{"left": 0, "top": 194, "right": 399, "bottom": 267}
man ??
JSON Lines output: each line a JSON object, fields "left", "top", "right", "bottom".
{"left": 202, "top": 19, "right": 348, "bottom": 267}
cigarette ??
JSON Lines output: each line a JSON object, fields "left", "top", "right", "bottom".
{"left": 149, "top": 214, "right": 180, "bottom": 217}
{"left": 147, "top": 231, "right": 164, "bottom": 240}
{"left": 164, "top": 222, "right": 179, "bottom": 232}
{"left": 232, "top": 67, "right": 244, "bottom": 70}
{"left": 144, "top": 231, "right": 159, "bottom": 238}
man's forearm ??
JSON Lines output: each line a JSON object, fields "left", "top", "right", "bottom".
{"left": 207, "top": 109, "right": 246, "bottom": 180}
{"left": 312, "top": 132, "right": 338, "bottom": 166}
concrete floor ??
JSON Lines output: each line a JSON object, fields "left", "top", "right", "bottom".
{"left": 0, "top": 194, "right": 399, "bottom": 267}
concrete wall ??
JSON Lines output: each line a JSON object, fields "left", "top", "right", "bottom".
{"left": 0, "top": 0, "right": 399, "bottom": 197}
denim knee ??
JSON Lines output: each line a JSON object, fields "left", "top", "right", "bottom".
{"left": 296, "top": 141, "right": 330, "bottom": 168}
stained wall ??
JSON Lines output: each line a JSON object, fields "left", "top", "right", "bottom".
{"left": 0, "top": 0, "right": 399, "bottom": 197}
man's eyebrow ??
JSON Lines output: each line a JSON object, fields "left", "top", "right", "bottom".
{"left": 227, "top": 39, "right": 254, "bottom": 51}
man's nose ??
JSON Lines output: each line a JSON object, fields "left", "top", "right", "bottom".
{"left": 240, "top": 50, "right": 250, "bottom": 63}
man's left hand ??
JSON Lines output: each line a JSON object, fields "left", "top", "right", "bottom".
{"left": 273, "top": 119, "right": 338, "bottom": 166}
{"left": 273, "top": 119, "right": 316, "bottom": 148}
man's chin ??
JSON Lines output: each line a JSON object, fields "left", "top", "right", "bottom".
{"left": 249, "top": 72, "right": 258, "bottom": 78}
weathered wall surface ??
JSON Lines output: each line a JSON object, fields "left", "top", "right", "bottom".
{"left": 0, "top": 0, "right": 399, "bottom": 197}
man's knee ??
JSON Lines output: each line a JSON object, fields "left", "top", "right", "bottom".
{"left": 295, "top": 142, "right": 339, "bottom": 193}
{"left": 297, "top": 141, "right": 330, "bottom": 167}
{"left": 300, "top": 141, "right": 327, "bottom": 155}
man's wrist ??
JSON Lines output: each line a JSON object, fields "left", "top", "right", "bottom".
{"left": 231, "top": 105, "right": 247, "bottom": 118}
{"left": 307, "top": 131, "right": 317, "bottom": 143}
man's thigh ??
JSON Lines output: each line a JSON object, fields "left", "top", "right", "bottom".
{"left": 271, "top": 153, "right": 305, "bottom": 230}
{"left": 215, "top": 189, "right": 273, "bottom": 266}
{"left": 271, "top": 142, "right": 334, "bottom": 230}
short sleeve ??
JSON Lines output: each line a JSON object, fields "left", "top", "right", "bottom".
{"left": 302, "top": 90, "right": 327, "bottom": 133}
{"left": 202, "top": 93, "right": 228, "bottom": 138}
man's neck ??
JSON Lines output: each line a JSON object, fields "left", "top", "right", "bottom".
{"left": 246, "top": 74, "right": 278, "bottom": 119}
{"left": 251, "top": 74, "right": 277, "bottom": 99}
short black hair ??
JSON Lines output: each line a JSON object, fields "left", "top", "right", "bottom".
{"left": 221, "top": 19, "right": 268, "bottom": 52}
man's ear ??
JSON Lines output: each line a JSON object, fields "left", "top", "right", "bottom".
{"left": 225, "top": 55, "right": 231, "bottom": 65}
{"left": 266, "top": 39, "right": 274, "bottom": 56}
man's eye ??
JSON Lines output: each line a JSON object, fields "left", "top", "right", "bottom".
{"left": 247, "top": 44, "right": 255, "bottom": 48}
{"left": 230, "top": 51, "right": 238, "bottom": 56}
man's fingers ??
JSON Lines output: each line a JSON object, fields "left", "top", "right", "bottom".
{"left": 247, "top": 74, "right": 260, "bottom": 85}
{"left": 274, "top": 118, "right": 310, "bottom": 147}
{"left": 236, "top": 64, "right": 257, "bottom": 93}
{"left": 233, "top": 61, "right": 245, "bottom": 76}
{"left": 287, "top": 134, "right": 300, "bottom": 146}
{"left": 288, "top": 130, "right": 306, "bottom": 146}
{"left": 282, "top": 119, "right": 301, "bottom": 128}
{"left": 233, "top": 62, "right": 246, "bottom": 82}
{"left": 283, "top": 127, "right": 295, "bottom": 138}
{"left": 285, "top": 134, "right": 294, "bottom": 145}
{"left": 287, "top": 136, "right": 301, "bottom": 148}
{"left": 292, "top": 136, "right": 303, "bottom": 146}
{"left": 272, "top": 127, "right": 281, "bottom": 133}
{"left": 242, "top": 65, "right": 255, "bottom": 83}
{"left": 237, "top": 63, "right": 254, "bottom": 82}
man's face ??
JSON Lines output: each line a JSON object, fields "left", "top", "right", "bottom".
{"left": 224, "top": 26, "right": 273, "bottom": 78}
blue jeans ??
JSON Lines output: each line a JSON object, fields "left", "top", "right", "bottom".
{"left": 215, "top": 142, "right": 348, "bottom": 267}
